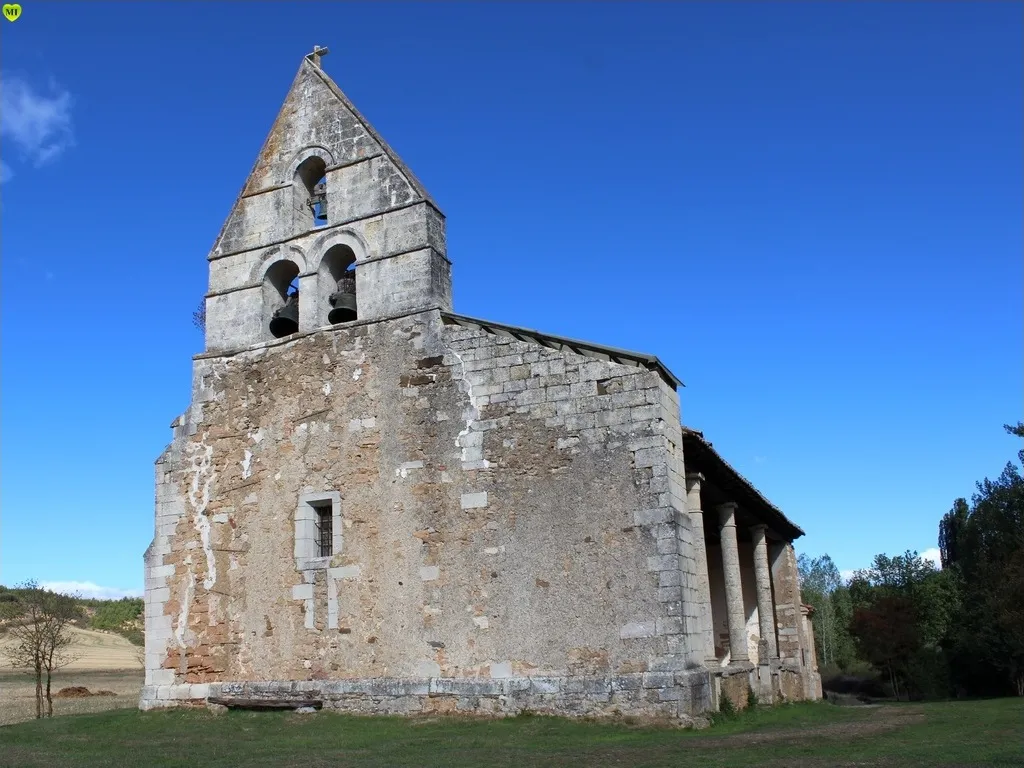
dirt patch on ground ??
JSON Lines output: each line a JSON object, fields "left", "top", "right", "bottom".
{"left": 54, "top": 687, "right": 92, "bottom": 699}
{"left": 688, "top": 707, "right": 926, "bottom": 747}
{"left": 54, "top": 687, "right": 117, "bottom": 699}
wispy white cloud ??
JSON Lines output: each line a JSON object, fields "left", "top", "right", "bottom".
{"left": 838, "top": 546, "right": 942, "bottom": 584}
{"left": 0, "top": 160, "right": 12, "bottom": 184}
{"left": 921, "top": 547, "right": 941, "bottom": 568}
{"left": 753, "top": 455, "right": 768, "bottom": 464}
{"left": 41, "top": 581, "right": 143, "bottom": 600}
{"left": 0, "top": 73, "right": 75, "bottom": 176}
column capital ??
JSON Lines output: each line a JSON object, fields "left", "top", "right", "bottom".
{"left": 717, "top": 501, "right": 738, "bottom": 527}
{"left": 750, "top": 522, "right": 769, "bottom": 534}
{"left": 685, "top": 473, "right": 705, "bottom": 510}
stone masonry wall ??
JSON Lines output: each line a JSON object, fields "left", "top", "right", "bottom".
{"left": 768, "top": 543, "right": 820, "bottom": 700}
{"left": 143, "top": 310, "right": 712, "bottom": 720}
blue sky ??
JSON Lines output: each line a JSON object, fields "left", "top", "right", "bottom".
{"left": 1, "top": 2, "right": 1020, "bottom": 598}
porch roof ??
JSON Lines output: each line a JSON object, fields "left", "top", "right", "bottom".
{"left": 682, "top": 427, "right": 804, "bottom": 542}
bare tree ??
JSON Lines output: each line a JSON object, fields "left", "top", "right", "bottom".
{"left": 0, "top": 581, "right": 81, "bottom": 718}
{"left": 192, "top": 297, "right": 206, "bottom": 333}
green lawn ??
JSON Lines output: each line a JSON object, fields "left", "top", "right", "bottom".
{"left": 1, "top": 698, "right": 1021, "bottom": 767}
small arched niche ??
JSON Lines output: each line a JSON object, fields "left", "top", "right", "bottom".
{"left": 318, "top": 244, "right": 358, "bottom": 325}
{"left": 293, "top": 156, "right": 328, "bottom": 230}
{"left": 263, "top": 259, "right": 301, "bottom": 339}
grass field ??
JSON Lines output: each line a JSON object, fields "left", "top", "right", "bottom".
{"left": 0, "top": 669, "right": 142, "bottom": 726}
{"left": 0, "top": 624, "right": 143, "bottom": 726}
{"left": 0, "top": 696, "right": 1021, "bottom": 767}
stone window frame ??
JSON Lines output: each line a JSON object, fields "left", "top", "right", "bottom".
{"left": 295, "top": 491, "right": 343, "bottom": 571}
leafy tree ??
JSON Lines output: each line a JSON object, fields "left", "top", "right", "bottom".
{"left": 87, "top": 596, "right": 144, "bottom": 646}
{"left": 797, "top": 554, "right": 856, "bottom": 669}
{"left": 949, "top": 423, "right": 1024, "bottom": 696}
{"left": 939, "top": 498, "right": 970, "bottom": 569}
{"left": 850, "top": 594, "right": 920, "bottom": 700}
{"left": 847, "top": 550, "right": 958, "bottom": 698}
{"left": 0, "top": 581, "right": 81, "bottom": 717}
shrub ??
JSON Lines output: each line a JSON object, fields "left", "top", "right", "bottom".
{"left": 714, "top": 691, "right": 737, "bottom": 723}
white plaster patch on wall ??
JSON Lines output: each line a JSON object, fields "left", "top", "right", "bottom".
{"left": 240, "top": 450, "right": 253, "bottom": 480}
{"left": 186, "top": 435, "right": 217, "bottom": 590}
{"left": 174, "top": 568, "right": 196, "bottom": 650}
{"left": 619, "top": 621, "right": 657, "bottom": 640}
{"left": 327, "top": 574, "right": 339, "bottom": 630}
{"left": 396, "top": 460, "right": 424, "bottom": 478}
{"left": 461, "top": 492, "right": 488, "bottom": 510}
{"left": 353, "top": 367, "right": 363, "bottom": 381}
{"left": 446, "top": 346, "right": 491, "bottom": 469}
{"left": 415, "top": 659, "right": 441, "bottom": 677}
{"left": 329, "top": 565, "right": 361, "bottom": 581}
{"left": 248, "top": 429, "right": 264, "bottom": 444}
{"left": 419, "top": 566, "right": 439, "bottom": 581}
{"left": 322, "top": 382, "right": 331, "bottom": 396}
{"left": 472, "top": 616, "right": 490, "bottom": 629}
{"left": 490, "top": 661, "right": 513, "bottom": 678}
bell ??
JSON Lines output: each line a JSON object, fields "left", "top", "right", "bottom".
{"left": 308, "top": 182, "right": 328, "bottom": 222}
{"left": 328, "top": 289, "right": 357, "bottom": 324}
{"left": 269, "top": 293, "right": 299, "bottom": 337}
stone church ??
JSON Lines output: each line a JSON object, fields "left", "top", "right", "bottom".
{"left": 141, "top": 48, "right": 821, "bottom": 721}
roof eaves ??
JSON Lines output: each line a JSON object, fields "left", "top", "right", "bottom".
{"left": 682, "top": 427, "right": 805, "bottom": 540}
{"left": 441, "top": 312, "right": 684, "bottom": 389}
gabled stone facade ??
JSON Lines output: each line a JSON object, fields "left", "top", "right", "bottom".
{"left": 141, "top": 49, "right": 820, "bottom": 722}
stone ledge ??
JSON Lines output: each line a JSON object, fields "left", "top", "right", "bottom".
{"left": 138, "top": 671, "right": 717, "bottom": 722}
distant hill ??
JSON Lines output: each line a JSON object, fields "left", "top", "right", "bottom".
{"left": 0, "top": 585, "right": 143, "bottom": 647}
{"left": 0, "top": 624, "right": 143, "bottom": 671}
{"left": 76, "top": 596, "right": 144, "bottom": 646}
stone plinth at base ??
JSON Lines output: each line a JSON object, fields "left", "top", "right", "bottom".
{"left": 139, "top": 670, "right": 715, "bottom": 725}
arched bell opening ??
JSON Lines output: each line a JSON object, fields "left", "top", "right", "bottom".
{"left": 263, "top": 260, "right": 301, "bottom": 339}
{"left": 318, "top": 244, "right": 358, "bottom": 325}
{"left": 293, "top": 156, "right": 328, "bottom": 230}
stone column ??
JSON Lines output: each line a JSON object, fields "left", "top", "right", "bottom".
{"left": 717, "top": 502, "right": 749, "bottom": 663}
{"left": 685, "top": 473, "right": 717, "bottom": 665}
{"left": 750, "top": 524, "right": 779, "bottom": 661}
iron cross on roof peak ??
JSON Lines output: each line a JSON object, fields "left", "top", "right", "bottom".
{"left": 306, "top": 46, "right": 330, "bottom": 67}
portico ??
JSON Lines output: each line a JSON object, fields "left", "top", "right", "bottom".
{"left": 682, "top": 428, "right": 821, "bottom": 705}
